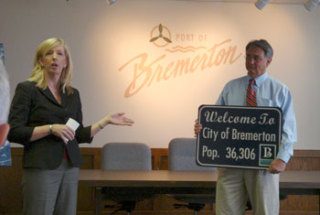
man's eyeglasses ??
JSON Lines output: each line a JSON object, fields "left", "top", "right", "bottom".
{"left": 245, "top": 55, "right": 265, "bottom": 62}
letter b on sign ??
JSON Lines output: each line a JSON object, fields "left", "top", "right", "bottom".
{"left": 259, "top": 144, "right": 276, "bottom": 166}
{"left": 263, "top": 147, "right": 273, "bottom": 158}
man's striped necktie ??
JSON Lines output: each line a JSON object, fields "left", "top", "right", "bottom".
{"left": 246, "top": 79, "right": 257, "bottom": 107}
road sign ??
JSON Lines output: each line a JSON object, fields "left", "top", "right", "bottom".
{"left": 197, "top": 105, "right": 282, "bottom": 169}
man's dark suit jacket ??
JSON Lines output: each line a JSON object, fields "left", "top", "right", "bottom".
{"left": 8, "top": 81, "right": 93, "bottom": 169}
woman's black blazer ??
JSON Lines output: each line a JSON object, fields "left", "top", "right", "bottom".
{"left": 8, "top": 81, "right": 93, "bottom": 169}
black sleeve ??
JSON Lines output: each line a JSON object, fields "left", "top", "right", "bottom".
{"left": 73, "top": 89, "right": 93, "bottom": 144}
{"left": 7, "top": 82, "right": 35, "bottom": 145}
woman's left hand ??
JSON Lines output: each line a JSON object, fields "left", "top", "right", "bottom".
{"left": 109, "top": 113, "right": 134, "bottom": 126}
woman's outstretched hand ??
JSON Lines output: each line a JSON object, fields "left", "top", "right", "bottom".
{"left": 109, "top": 113, "right": 134, "bottom": 126}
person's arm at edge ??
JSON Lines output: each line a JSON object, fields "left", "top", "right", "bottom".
{"left": 268, "top": 88, "right": 297, "bottom": 173}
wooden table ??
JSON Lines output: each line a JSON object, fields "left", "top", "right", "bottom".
{"left": 79, "top": 170, "right": 320, "bottom": 214}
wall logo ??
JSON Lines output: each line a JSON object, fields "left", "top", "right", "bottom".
{"left": 149, "top": 24, "right": 172, "bottom": 47}
{"left": 119, "top": 24, "right": 242, "bottom": 97}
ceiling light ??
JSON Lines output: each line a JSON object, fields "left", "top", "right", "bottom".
{"left": 255, "top": 0, "right": 270, "bottom": 10}
{"left": 304, "top": 0, "right": 320, "bottom": 11}
{"left": 107, "top": 0, "right": 117, "bottom": 5}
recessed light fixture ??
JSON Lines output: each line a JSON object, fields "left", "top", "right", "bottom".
{"left": 255, "top": 0, "right": 270, "bottom": 10}
{"left": 107, "top": 0, "right": 117, "bottom": 5}
{"left": 304, "top": 0, "right": 320, "bottom": 11}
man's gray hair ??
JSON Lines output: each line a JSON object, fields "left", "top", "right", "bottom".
{"left": 246, "top": 39, "right": 273, "bottom": 58}
{"left": 0, "top": 59, "right": 10, "bottom": 123}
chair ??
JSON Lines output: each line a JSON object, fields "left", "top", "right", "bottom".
{"left": 100, "top": 142, "right": 152, "bottom": 215}
{"left": 168, "top": 137, "right": 216, "bottom": 215}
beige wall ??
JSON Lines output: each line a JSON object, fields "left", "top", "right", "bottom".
{"left": 0, "top": 0, "right": 319, "bottom": 149}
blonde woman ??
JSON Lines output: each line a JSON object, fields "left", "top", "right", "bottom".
{"left": 8, "top": 38, "right": 134, "bottom": 215}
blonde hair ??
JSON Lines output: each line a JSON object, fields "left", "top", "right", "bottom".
{"left": 28, "top": 37, "right": 73, "bottom": 94}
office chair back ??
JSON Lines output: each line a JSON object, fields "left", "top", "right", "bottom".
{"left": 169, "top": 137, "right": 215, "bottom": 172}
{"left": 101, "top": 142, "right": 152, "bottom": 171}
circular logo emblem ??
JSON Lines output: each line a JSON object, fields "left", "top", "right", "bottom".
{"left": 149, "top": 24, "right": 172, "bottom": 47}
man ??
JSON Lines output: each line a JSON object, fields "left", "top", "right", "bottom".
{"left": 195, "top": 39, "right": 297, "bottom": 215}
{"left": 0, "top": 59, "right": 10, "bottom": 145}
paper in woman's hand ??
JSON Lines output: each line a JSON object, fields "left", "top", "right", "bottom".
{"left": 66, "top": 118, "right": 79, "bottom": 132}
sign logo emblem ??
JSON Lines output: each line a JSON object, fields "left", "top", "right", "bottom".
{"left": 259, "top": 144, "right": 277, "bottom": 166}
{"left": 149, "top": 24, "right": 172, "bottom": 47}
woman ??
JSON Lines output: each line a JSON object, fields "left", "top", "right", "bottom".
{"left": 8, "top": 37, "right": 134, "bottom": 215}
